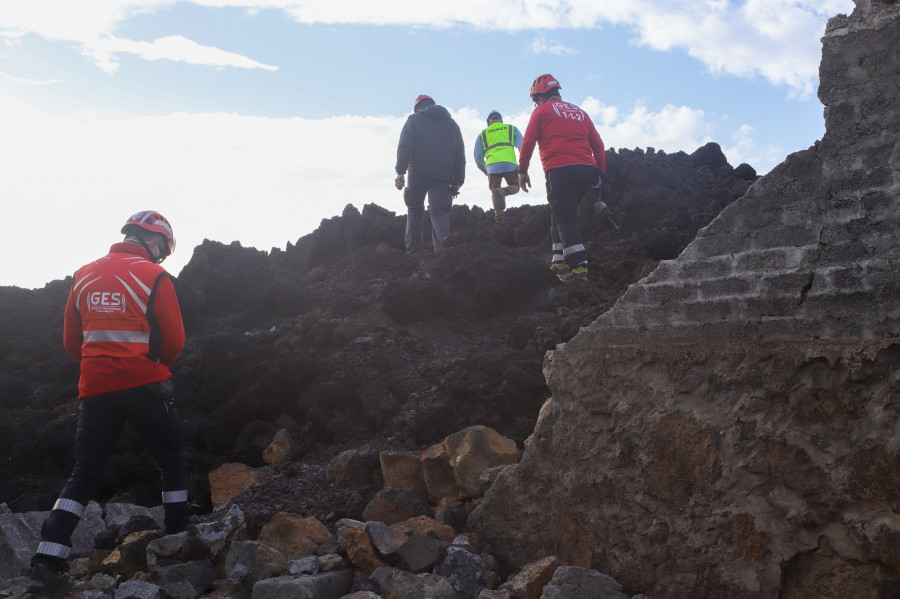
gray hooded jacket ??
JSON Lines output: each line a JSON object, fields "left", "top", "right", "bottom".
{"left": 395, "top": 104, "right": 466, "bottom": 186}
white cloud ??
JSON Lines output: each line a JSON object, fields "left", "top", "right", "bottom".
{"left": 0, "top": 85, "right": 787, "bottom": 288}
{"left": 0, "top": 95, "right": 406, "bottom": 288}
{"left": 0, "top": 0, "right": 853, "bottom": 94}
{"left": 578, "top": 99, "right": 787, "bottom": 172}
{"left": 529, "top": 36, "right": 577, "bottom": 56}
{"left": 91, "top": 35, "right": 279, "bottom": 74}
{"left": 722, "top": 123, "right": 785, "bottom": 171}
{"left": 607, "top": 0, "right": 853, "bottom": 98}
{"left": 0, "top": 70, "right": 62, "bottom": 85}
{"left": 0, "top": 0, "right": 276, "bottom": 74}
{"left": 581, "top": 97, "right": 713, "bottom": 154}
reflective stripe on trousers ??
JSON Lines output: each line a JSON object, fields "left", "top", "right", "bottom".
{"left": 162, "top": 489, "right": 188, "bottom": 503}
{"left": 36, "top": 541, "right": 71, "bottom": 560}
{"left": 53, "top": 497, "right": 85, "bottom": 517}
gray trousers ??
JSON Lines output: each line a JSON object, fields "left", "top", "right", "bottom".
{"left": 404, "top": 176, "right": 452, "bottom": 252}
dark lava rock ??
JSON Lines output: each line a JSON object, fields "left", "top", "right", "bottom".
{"left": 0, "top": 145, "right": 753, "bottom": 519}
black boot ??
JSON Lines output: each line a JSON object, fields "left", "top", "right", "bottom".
{"left": 164, "top": 501, "right": 189, "bottom": 534}
{"left": 26, "top": 563, "right": 71, "bottom": 598}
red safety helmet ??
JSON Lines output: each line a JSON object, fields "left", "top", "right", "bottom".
{"left": 529, "top": 74, "right": 561, "bottom": 100}
{"left": 122, "top": 210, "right": 176, "bottom": 258}
{"left": 414, "top": 94, "right": 434, "bottom": 110}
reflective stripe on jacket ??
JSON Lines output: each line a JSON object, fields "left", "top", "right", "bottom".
{"left": 480, "top": 123, "right": 517, "bottom": 166}
{"left": 64, "top": 242, "right": 185, "bottom": 398}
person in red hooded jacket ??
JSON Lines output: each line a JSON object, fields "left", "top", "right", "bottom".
{"left": 518, "top": 74, "right": 606, "bottom": 281}
{"left": 27, "top": 211, "right": 188, "bottom": 597}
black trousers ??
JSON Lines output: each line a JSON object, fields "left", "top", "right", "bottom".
{"left": 546, "top": 164, "right": 596, "bottom": 267}
{"left": 32, "top": 384, "right": 188, "bottom": 571}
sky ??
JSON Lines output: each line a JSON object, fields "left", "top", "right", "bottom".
{"left": 1, "top": 0, "right": 855, "bottom": 290}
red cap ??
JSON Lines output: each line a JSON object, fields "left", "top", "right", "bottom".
{"left": 414, "top": 94, "right": 434, "bottom": 110}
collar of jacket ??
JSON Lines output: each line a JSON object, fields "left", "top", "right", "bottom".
{"left": 109, "top": 241, "right": 153, "bottom": 261}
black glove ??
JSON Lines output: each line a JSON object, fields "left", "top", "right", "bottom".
{"left": 591, "top": 168, "right": 603, "bottom": 190}
{"left": 449, "top": 184, "right": 460, "bottom": 199}
{"left": 591, "top": 168, "right": 610, "bottom": 196}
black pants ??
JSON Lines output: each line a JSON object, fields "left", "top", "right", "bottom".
{"left": 547, "top": 164, "right": 596, "bottom": 267}
{"left": 32, "top": 384, "right": 188, "bottom": 571}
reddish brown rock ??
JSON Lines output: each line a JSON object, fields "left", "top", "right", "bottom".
{"left": 208, "top": 463, "right": 268, "bottom": 508}
{"left": 257, "top": 512, "right": 333, "bottom": 559}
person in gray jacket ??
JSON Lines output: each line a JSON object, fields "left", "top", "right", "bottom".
{"left": 394, "top": 94, "right": 465, "bottom": 252}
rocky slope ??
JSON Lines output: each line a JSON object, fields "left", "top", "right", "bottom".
{"left": 3, "top": 3, "right": 890, "bottom": 596}
{"left": 0, "top": 141, "right": 752, "bottom": 523}
{"left": 470, "top": 1, "right": 900, "bottom": 598}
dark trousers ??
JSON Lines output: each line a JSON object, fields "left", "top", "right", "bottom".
{"left": 404, "top": 175, "right": 453, "bottom": 252}
{"left": 33, "top": 384, "right": 188, "bottom": 571}
{"left": 547, "top": 164, "right": 596, "bottom": 267}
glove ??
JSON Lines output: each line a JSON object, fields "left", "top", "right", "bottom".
{"left": 449, "top": 184, "right": 460, "bottom": 199}
{"left": 591, "top": 168, "right": 607, "bottom": 194}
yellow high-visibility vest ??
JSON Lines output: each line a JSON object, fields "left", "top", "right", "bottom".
{"left": 480, "top": 123, "right": 517, "bottom": 165}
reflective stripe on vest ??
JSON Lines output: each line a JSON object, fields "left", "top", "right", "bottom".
{"left": 83, "top": 330, "right": 152, "bottom": 344}
{"left": 73, "top": 255, "right": 162, "bottom": 362}
{"left": 480, "top": 123, "right": 516, "bottom": 166}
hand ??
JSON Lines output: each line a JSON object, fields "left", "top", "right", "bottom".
{"left": 449, "top": 184, "right": 460, "bottom": 199}
{"left": 394, "top": 174, "right": 405, "bottom": 190}
{"left": 518, "top": 172, "right": 531, "bottom": 193}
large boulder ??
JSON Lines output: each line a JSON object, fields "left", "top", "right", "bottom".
{"left": 470, "top": 2, "right": 900, "bottom": 598}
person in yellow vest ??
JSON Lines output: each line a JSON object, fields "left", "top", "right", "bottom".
{"left": 474, "top": 110, "right": 523, "bottom": 222}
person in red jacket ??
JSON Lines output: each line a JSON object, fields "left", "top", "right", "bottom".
{"left": 518, "top": 74, "right": 606, "bottom": 281}
{"left": 27, "top": 211, "right": 188, "bottom": 597}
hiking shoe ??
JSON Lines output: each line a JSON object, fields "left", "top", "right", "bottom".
{"left": 557, "top": 263, "right": 588, "bottom": 283}
{"left": 492, "top": 188, "right": 506, "bottom": 212}
{"left": 571, "top": 264, "right": 588, "bottom": 279}
{"left": 26, "top": 564, "right": 71, "bottom": 598}
{"left": 551, "top": 262, "right": 572, "bottom": 282}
